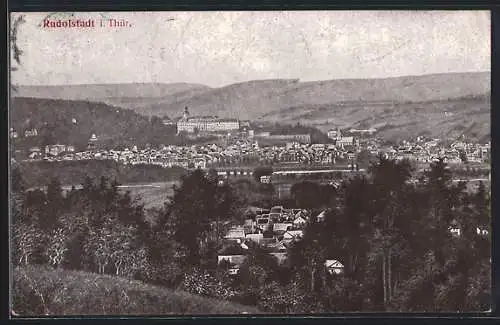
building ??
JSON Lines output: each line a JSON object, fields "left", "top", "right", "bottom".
{"left": 176, "top": 107, "right": 240, "bottom": 134}
{"left": 24, "top": 128, "right": 38, "bottom": 137}
{"left": 224, "top": 227, "right": 246, "bottom": 241}
{"left": 336, "top": 136, "right": 359, "bottom": 148}
{"left": 10, "top": 128, "right": 18, "bottom": 139}
{"left": 349, "top": 128, "right": 377, "bottom": 135}
{"left": 325, "top": 259, "right": 344, "bottom": 275}
{"left": 45, "top": 144, "right": 67, "bottom": 156}
{"left": 264, "top": 134, "right": 312, "bottom": 144}
{"left": 327, "top": 128, "right": 341, "bottom": 140}
{"left": 87, "top": 133, "right": 99, "bottom": 150}
{"left": 240, "top": 120, "right": 251, "bottom": 129}
{"left": 260, "top": 175, "right": 271, "bottom": 183}
{"left": 28, "top": 147, "right": 42, "bottom": 159}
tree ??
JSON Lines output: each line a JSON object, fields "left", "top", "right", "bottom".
{"left": 459, "top": 150, "right": 468, "bottom": 164}
{"left": 150, "top": 115, "right": 163, "bottom": 127}
{"left": 10, "top": 14, "right": 25, "bottom": 92}
{"left": 359, "top": 157, "right": 414, "bottom": 309}
{"left": 42, "top": 177, "right": 64, "bottom": 231}
{"left": 290, "top": 181, "right": 336, "bottom": 209}
{"left": 11, "top": 165, "right": 25, "bottom": 193}
{"left": 44, "top": 227, "right": 69, "bottom": 268}
{"left": 84, "top": 219, "right": 114, "bottom": 274}
{"left": 169, "top": 169, "right": 219, "bottom": 265}
{"left": 13, "top": 222, "right": 43, "bottom": 266}
{"left": 109, "top": 222, "right": 148, "bottom": 278}
{"left": 180, "top": 267, "right": 237, "bottom": 300}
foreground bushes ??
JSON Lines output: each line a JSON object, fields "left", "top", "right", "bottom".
{"left": 12, "top": 265, "right": 261, "bottom": 316}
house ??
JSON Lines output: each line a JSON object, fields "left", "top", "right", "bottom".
{"left": 218, "top": 254, "right": 247, "bottom": 275}
{"left": 325, "top": 259, "right": 344, "bottom": 275}
{"left": 448, "top": 220, "right": 461, "bottom": 238}
{"left": 476, "top": 226, "right": 489, "bottom": 236}
{"left": 24, "top": 128, "right": 38, "bottom": 137}
{"left": 224, "top": 227, "right": 246, "bottom": 241}
{"left": 346, "top": 151, "right": 357, "bottom": 161}
{"left": 270, "top": 206, "right": 284, "bottom": 214}
{"left": 272, "top": 223, "right": 293, "bottom": 234}
{"left": 194, "top": 158, "right": 206, "bottom": 169}
{"left": 316, "top": 210, "right": 326, "bottom": 222}
{"left": 260, "top": 175, "right": 271, "bottom": 183}
{"left": 45, "top": 144, "right": 67, "bottom": 156}
{"left": 256, "top": 216, "right": 271, "bottom": 231}
{"left": 218, "top": 244, "right": 248, "bottom": 274}
{"left": 245, "top": 233, "right": 264, "bottom": 244}
{"left": 260, "top": 237, "right": 278, "bottom": 248}
{"left": 327, "top": 129, "right": 340, "bottom": 140}
{"left": 243, "top": 219, "right": 256, "bottom": 234}
{"left": 283, "top": 230, "right": 304, "bottom": 242}
{"left": 336, "top": 136, "right": 358, "bottom": 148}
{"left": 28, "top": 147, "right": 42, "bottom": 159}
{"left": 293, "top": 216, "right": 307, "bottom": 227}
{"left": 269, "top": 213, "right": 281, "bottom": 222}
{"left": 10, "top": 128, "right": 18, "bottom": 139}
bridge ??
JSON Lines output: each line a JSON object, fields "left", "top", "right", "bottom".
{"left": 214, "top": 164, "right": 364, "bottom": 178}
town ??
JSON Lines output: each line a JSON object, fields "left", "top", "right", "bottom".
{"left": 12, "top": 107, "right": 490, "bottom": 172}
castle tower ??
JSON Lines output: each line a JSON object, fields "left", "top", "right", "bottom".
{"left": 182, "top": 106, "right": 190, "bottom": 120}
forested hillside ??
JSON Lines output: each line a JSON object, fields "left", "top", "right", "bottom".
{"left": 10, "top": 97, "right": 215, "bottom": 151}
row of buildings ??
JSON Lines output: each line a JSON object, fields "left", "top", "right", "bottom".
{"left": 216, "top": 203, "right": 489, "bottom": 276}
{"left": 217, "top": 206, "right": 346, "bottom": 275}
{"left": 22, "top": 135, "right": 490, "bottom": 173}
{"left": 10, "top": 127, "right": 38, "bottom": 139}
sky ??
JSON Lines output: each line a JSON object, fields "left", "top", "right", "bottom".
{"left": 11, "top": 11, "right": 490, "bottom": 87}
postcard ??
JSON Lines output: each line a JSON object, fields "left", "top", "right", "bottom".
{"left": 9, "top": 11, "right": 491, "bottom": 316}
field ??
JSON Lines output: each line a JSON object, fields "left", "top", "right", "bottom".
{"left": 18, "top": 160, "right": 186, "bottom": 189}
{"left": 12, "top": 265, "right": 261, "bottom": 316}
{"left": 121, "top": 181, "right": 178, "bottom": 210}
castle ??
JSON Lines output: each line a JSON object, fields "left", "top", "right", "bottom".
{"left": 176, "top": 107, "right": 240, "bottom": 134}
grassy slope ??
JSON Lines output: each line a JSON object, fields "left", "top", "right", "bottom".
{"left": 12, "top": 265, "right": 261, "bottom": 316}
{"left": 263, "top": 96, "right": 491, "bottom": 142}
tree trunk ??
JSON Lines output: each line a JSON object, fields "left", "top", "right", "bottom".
{"left": 382, "top": 254, "right": 387, "bottom": 308}
{"left": 311, "top": 267, "right": 315, "bottom": 292}
{"left": 388, "top": 248, "right": 392, "bottom": 303}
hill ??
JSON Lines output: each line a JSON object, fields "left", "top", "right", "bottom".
{"left": 261, "top": 95, "right": 491, "bottom": 142}
{"left": 11, "top": 72, "right": 490, "bottom": 141}
{"left": 14, "top": 73, "right": 490, "bottom": 120}
{"left": 141, "top": 72, "right": 490, "bottom": 121}
{"left": 12, "top": 82, "right": 211, "bottom": 102}
{"left": 9, "top": 97, "right": 217, "bottom": 151}
{"left": 12, "top": 265, "right": 260, "bottom": 316}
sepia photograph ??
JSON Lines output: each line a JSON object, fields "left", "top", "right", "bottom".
{"left": 9, "top": 10, "right": 491, "bottom": 316}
